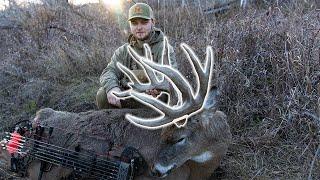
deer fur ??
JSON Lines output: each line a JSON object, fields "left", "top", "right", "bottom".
{"left": 0, "top": 100, "right": 231, "bottom": 180}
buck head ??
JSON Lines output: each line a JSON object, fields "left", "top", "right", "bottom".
{"left": 113, "top": 37, "right": 231, "bottom": 177}
{"left": 150, "top": 87, "right": 231, "bottom": 178}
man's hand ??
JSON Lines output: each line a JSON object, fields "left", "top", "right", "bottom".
{"left": 106, "top": 87, "right": 122, "bottom": 108}
{"left": 146, "top": 89, "right": 160, "bottom": 97}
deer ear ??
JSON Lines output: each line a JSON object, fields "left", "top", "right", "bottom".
{"left": 203, "top": 86, "right": 219, "bottom": 110}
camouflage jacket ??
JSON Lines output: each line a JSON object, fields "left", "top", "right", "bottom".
{"left": 100, "top": 28, "right": 177, "bottom": 93}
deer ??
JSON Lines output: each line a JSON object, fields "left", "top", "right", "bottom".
{"left": 0, "top": 38, "right": 232, "bottom": 180}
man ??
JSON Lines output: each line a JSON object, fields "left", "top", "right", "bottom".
{"left": 96, "top": 2, "right": 177, "bottom": 109}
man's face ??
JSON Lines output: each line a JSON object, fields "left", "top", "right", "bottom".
{"left": 129, "top": 18, "right": 154, "bottom": 40}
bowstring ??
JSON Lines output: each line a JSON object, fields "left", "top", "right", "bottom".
{"left": 5, "top": 134, "right": 119, "bottom": 171}
{"left": 6, "top": 132, "right": 119, "bottom": 167}
{"left": 5, "top": 142, "right": 119, "bottom": 179}
{"left": 3, "top": 133, "right": 130, "bottom": 179}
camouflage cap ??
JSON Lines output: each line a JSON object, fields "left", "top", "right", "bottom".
{"left": 128, "top": 3, "right": 154, "bottom": 21}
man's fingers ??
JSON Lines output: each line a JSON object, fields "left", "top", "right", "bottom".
{"left": 115, "top": 99, "right": 122, "bottom": 108}
{"left": 108, "top": 95, "right": 121, "bottom": 108}
{"left": 152, "top": 89, "right": 160, "bottom": 96}
{"left": 145, "top": 89, "right": 160, "bottom": 97}
{"left": 108, "top": 95, "right": 116, "bottom": 105}
{"left": 106, "top": 87, "right": 122, "bottom": 108}
{"left": 152, "top": 90, "right": 157, "bottom": 95}
{"left": 109, "top": 97, "right": 115, "bottom": 105}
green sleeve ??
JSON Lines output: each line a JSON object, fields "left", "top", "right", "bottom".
{"left": 99, "top": 47, "right": 125, "bottom": 94}
{"left": 168, "top": 45, "right": 178, "bottom": 70}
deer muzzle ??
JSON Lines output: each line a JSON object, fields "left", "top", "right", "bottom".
{"left": 150, "top": 163, "right": 177, "bottom": 178}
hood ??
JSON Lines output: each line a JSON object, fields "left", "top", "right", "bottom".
{"left": 128, "top": 27, "right": 164, "bottom": 48}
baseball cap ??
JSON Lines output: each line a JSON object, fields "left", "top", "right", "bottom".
{"left": 128, "top": 3, "right": 154, "bottom": 21}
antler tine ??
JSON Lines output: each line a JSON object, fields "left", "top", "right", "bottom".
{"left": 114, "top": 64, "right": 170, "bottom": 96}
{"left": 130, "top": 91, "right": 174, "bottom": 116}
{"left": 126, "top": 46, "right": 171, "bottom": 92}
{"left": 196, "top": 46, "right": 214, "bottom": 101}
{"left": 136, "top": 59, "right": 193, "bottom": 101}
{"left": 144, "top": 43, "right": 153, "bottom": 62}
{"left": 112, "top": 90, "right": 131, "bottom": 98}
{"left": 205, "top": 46, "right": 214, "bottom": 74}
{"left": 116, "top": 62, "right": 142, "bottom": 85}
{"left": 142, "top": 44, "right": 173, "bottom": 91}
{"left": 159, "top": 37, "right": 171, "bottom": 79}
{"left": 141, "top": 44, "right": 160, "bottom": 83}
{"left": 180, "top": 44, "right": 204, "bottom": 77}
{"left": 114, "top": 47, "right": 159, "bottom": 93}
{"left": 142, "top": 37, "right": 171, "bottom": 83}
{"left": 115, "top": 62, "right": 152, "bottom": 96}
{"left": 127, "top": 45, "right": 158, "bottom": 83}
{"left": 181, "top": 44, "right": 211, "bottom": 96}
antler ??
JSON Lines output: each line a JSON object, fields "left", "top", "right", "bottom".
{"left": 113, "top": 37, "right": 214, "bottom": 129}
{"left": 115, "top": 38, "right": 174, "bottom": 98}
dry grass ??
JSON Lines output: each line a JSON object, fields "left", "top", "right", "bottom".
{"left": 0, "top": 0, "right": 319, "bottom": 179}
{"left": 154, "top": 2, "right": 320, "bottom": 178}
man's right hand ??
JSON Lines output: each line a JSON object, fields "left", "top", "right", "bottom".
{"left": 106, "top": 87, "right": 122, "bottom": 108}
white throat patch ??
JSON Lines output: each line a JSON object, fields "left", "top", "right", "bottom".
{"left": 154, "top": 163, "right": 175, "bottom": 174}
{"left": 191, "top": 151, "right": 213, "bottom": 163}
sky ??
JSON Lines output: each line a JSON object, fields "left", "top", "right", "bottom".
{"left": 0, "top": 0, "right": 123, "bottom": 10}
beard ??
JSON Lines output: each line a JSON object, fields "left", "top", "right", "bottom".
{"left": 135, "top": 32, "right": 151, "bottom": 41}
{"left": 134, "top": 26, "right": 153, "bottom": 41}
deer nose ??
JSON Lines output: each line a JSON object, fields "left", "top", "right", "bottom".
{"left": 150, "top": 165, "right": 162, "bottom": 178}
{"left": 150, "top": 163, "right": 176, "bottom": 178}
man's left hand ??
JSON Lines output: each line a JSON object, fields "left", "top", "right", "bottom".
{"left": 146, "top": 89, "right": 160, "bottom": 97}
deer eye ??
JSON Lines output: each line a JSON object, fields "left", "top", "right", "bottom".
{"left": 175, "top": 137, "right": 186, "bottom": 145}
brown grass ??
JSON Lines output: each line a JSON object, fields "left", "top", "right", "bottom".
{"left": 0, "top": 0, "right": 319, "bottom": 179}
